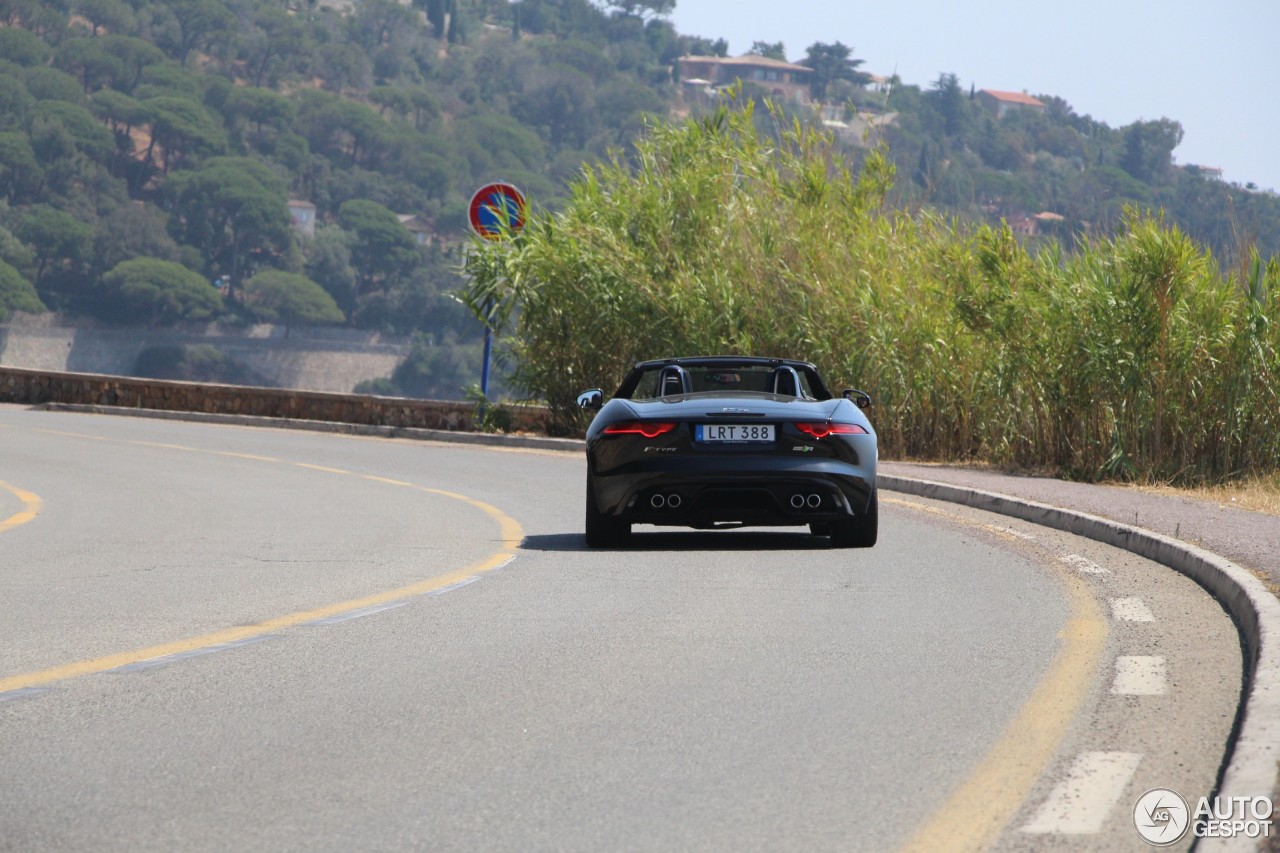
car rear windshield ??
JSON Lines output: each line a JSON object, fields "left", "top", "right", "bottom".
{"left": 628, "top": 364, "right": 820, "bottom": 400}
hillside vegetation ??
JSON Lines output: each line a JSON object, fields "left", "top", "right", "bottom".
{"left": 465, "top": 99, "right": 1280, "bottom": 485}
{"left": 861, "top": 74, "right": 1280, "bottom": 267}
{"left": 0, "top": 0, "right": 686, "bottom": 350}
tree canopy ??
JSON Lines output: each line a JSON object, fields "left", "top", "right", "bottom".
{"left": 800, "top": 41, "right": 870, "bottom": 101}
{"left": 0, "top": 258, "right": 45, "bottom": 321}
{"left": 338, "top": 199, "right": 419, "bottom": 296}
{"left": 240, "top": 269, "right": 344, "bottom": 334}
{"left": 103, "top": 256, "right": 222, "bottom": 324}
{"left": 165, "top": 156, "right": 290, "bottom": 285}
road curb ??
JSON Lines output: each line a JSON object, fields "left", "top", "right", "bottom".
{"left": 879, "top": 474, "right": 1280, "bottom": 851}
{"left": 31, "top": 402, "right": 1280, "bottom": 842}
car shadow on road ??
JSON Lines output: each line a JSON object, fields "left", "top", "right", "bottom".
{"left": 521, "top": 530, "right": 833, "bottom": 552}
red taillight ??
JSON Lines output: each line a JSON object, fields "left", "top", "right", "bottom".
{"left": 603, "top": 421, "right": 678, "bottom": 438}
{"left": 794, "top": 422, "right": 868, "bottom": 439}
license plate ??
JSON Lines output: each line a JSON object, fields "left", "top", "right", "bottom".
{"left": 695, "top": 423, "right": 775, "bottom": 443}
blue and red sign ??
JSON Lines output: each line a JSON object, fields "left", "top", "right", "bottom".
{"left": 468, "top": 182, "right": 527, "bottom": 240}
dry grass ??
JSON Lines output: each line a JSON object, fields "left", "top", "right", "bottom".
{"left": 1127, "top": 474, "right": 1280, "bottom": 516}
{"left": 892, "top": 458, "right": 1280, "bottom": 516}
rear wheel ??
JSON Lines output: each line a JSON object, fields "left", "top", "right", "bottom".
{"left": 829, "top": 489, "right": 877, "bottom": 548}
{"left": 584, "top": 475, "right": 630, "bottom": 548}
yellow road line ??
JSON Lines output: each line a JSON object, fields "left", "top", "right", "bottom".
{"left": 214, "top": 451, "right": 280, "bottom": 463}
{"left": 889, "top": 496, "right": 1108, "bottom": 852}
{"left": 0, "top": 549, "right": 518, "bottom": 694}
{"left": 0, "top": 480, "right": 42, "bottom": 535}
{"left": 294, "top": 463, "right": 351, "bottom": 475}
{"left": 883, "top": 496, "right": 969, "bottom": 523}
{"left": 0, "top": 424, "right": 526, "bottom": 695}
{"left": 32, "top": 428, "right": 110, "bottom": 441}
{"left": 410, "top": 485, "right": 524, "bottom": 544}
{"left": 883, "top": 496, "right": 1034, "bottom": 543}
{"left": 364, "top": 475, "right": 413, "bottom": 487}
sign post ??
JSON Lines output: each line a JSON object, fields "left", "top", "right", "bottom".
{"left": 467, "top": 182, "right": 527, "bottom": 402}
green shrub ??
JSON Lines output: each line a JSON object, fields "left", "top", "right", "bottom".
{"left": 353, "top": 377, "right": 398, "bottom": 396}
{"left": 0, "top": 259, "right": 44, "bottom": 321}
{"left": 390, "top": 334, "right": 482, "bottom": 400}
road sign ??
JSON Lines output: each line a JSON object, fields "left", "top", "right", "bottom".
{"left": 467, "top": 182, "right": 527, "bottom": 400}
{"left": 468, "top": 182, "right": 526, "bottom": 240}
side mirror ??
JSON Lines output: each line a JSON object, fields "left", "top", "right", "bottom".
{"left": 843, "top": 389, "right": 872, "bottom": 409}
{"left": 576, "top": 389, "right": 604, "bottom": 411}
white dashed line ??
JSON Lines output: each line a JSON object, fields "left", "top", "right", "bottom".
{"left": 1110, "top": 597, "right": 1155, "bottom": 622}
{"left": 1021, "top": 751, "right": 1142, "bottom": 834}
{"left": 1111, "top": 656, "right": 1168, "bottom": 695}
{"left": 1061, "top": 553, "right": 1109, "bottom": 574}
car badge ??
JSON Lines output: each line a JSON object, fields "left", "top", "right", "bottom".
{"left": 721, "top": 407, "right": 750, "bottom": 413}
{"left": 793, "top": 446, "right": 815, "bottom": 453}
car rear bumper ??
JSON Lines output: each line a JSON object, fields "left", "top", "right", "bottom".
{"left": 588, "top": 457, "right": 875, "bottom": 527}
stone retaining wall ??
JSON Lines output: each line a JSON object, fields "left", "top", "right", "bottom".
{"left": 0, "top": 318, "right": 410, "bottom": 393}
{"left": 0, "top": 366, "right": 549, "bottom": 433}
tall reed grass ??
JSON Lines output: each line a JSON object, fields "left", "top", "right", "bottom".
{"left": 462, "top": 98, "right": 1280, "bottom": 484}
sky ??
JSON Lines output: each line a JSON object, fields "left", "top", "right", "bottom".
{"left": 666, "top": 0, "right": 1279, "bottom": 192}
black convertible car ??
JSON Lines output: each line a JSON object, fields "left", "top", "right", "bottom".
{"left": 577, "top": 356, "right": 878, "bottom": 548}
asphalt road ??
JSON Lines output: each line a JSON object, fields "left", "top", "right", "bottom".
{"left": 0, "top": 406, "right": 1243, "bottom": 851}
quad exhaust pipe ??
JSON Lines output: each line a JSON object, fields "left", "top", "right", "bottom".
{"left": 791, "top": 493, "right": 823, "bottom": 510}
{"left": 649, "top": 493, "right": 683, "bottom": 510}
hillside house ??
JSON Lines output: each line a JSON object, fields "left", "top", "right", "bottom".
{"left": 864, "top": 73, "right": 892, "bottom": 93}
{"left": 1010, "top": 214, "right": 1037, "bottom": 236}
{"left": 1008, "top": 211, "right": 1065, "bottom": 237}
{"left": 397, "top": 214, "right": 431, "bottom": 246}
{"left": 1187, "top": 164, "right": 1225, "bottom": 180}
{"left": 287, "top": 200, "right": 316, "bottom": 237}
{"left": 978, "top": 89, "right": 1045, "bottom": 119}
{"left": 678, "top": 54, "right": 813, "bottom": 103}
